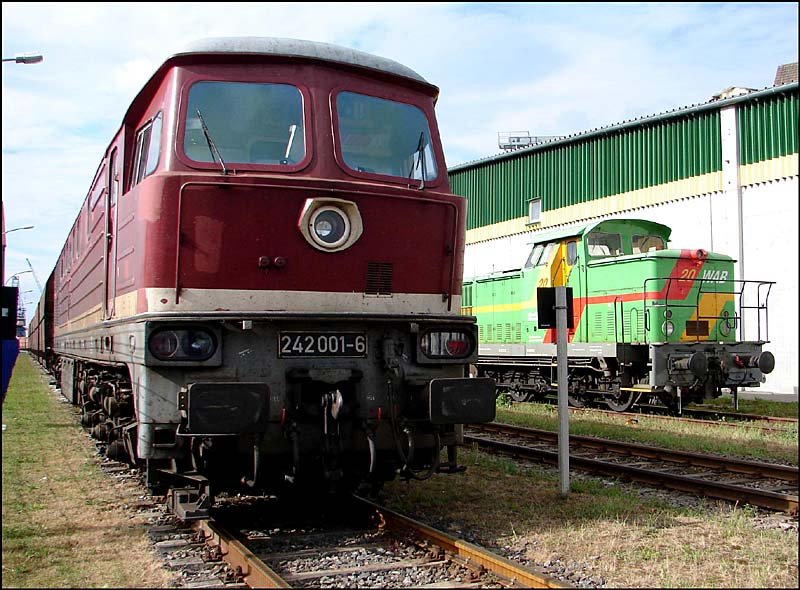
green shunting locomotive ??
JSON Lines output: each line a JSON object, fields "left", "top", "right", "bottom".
{"left": 462, "top": 218, "right": 775, "bottom": 414}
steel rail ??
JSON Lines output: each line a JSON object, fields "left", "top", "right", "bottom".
{"left": 465, "top": 433, "right": 798, "bottom": 514}
{"left": 195, "top": 519, "right": 290, "bottom": 588}
{"left": 196, "top": 498, "right": 570, "bottom": 588}
{"left": 568, "top": 405, "right": 796, "bottom": 433}
{"left": 471, "top": 422, "right": 798, "bottom": 482}
{"left": 677, "top": 407, "right": 798, "bottom": 424}
{"left": 521, "top": 397, "right": 798, "bottom": 430}
{"left": 353, "top": 495, "right": 571, "bottom": 589}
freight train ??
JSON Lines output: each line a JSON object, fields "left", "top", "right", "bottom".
{"left": 26, "top": 37, "right": 496, "bottom": 520}
{"left": 462, "top": 218, "right": 775, "bottom": 414}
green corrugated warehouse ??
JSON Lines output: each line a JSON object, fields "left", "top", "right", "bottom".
{"left": 449, "top": 79, "right": 798, "bottom": 397}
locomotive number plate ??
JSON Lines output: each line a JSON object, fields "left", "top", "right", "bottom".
{"left": 278, "top": 332, "right": 367, "bottom": 358}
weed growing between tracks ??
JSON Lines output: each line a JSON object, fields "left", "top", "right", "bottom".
{"left": 694, "top": 395, "right": 799, "bottom": 419}
{"left": 495, "top": 403, "right": 798, "bottom": 465}
{"left": 1, "top": 354, "right": 173, "bottom": 588}
{"left": 381, "top": 445, "right": 799, "bottom": 588}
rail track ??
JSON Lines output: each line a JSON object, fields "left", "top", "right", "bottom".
{"left": 465, "top": 422, "right": 798, "bottom": 515}
{"left": 190, "top": 495, "right": 570, "bottom": 588}
{"left": 39, "top": 360, "right": 568, "bottom": 589}
{"left": 513, "top": 399, "right": 798, "bottom": 434}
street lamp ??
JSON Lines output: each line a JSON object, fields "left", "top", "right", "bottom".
{"left": 3, "top": 225, "right": 35, "bottom": 235}
{"left": 2, "top": 53, "right": 43, "bottom": 65}
{"left": 5, "top": 270, "right": 32, "bottom": 285}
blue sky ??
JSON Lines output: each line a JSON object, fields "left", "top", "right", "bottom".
{"left": 2, "top": 2, "right": 798, "bottom": 324}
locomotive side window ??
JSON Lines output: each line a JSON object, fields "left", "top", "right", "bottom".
{"left": 524, "top": 242, "right": 557, "bottom": 268}
{"left": 586, "top": 231, "right": 622, "bottom": 258}
{"left": 132, "top": 112, "right": 162, "bottom": 187}
{"left": 567, "top": 240, "right": 578, "bottom": 265}
{"left": 632, "top": 234, "right": 666, "bottom": 253}
{"left": 183, "top": 82, "right": 305, "bottom": 166}
{"left": 109, "top": 150, "right": 118, "bottom": 206}
{"left": 335, "top": 91, "right": 438, "bottom": 181}
{"left": 144, "top": 112, "right": 162, "bottom": 177}
{"left": 537, "top": 243, "right": 557, "bottom": 267}
{"left": 524, "top": 244, "right": 544, "bottom": 269}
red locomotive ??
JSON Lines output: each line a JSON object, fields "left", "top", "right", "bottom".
{"left": 27, "top": 37, "right": 495, "bottom": 519}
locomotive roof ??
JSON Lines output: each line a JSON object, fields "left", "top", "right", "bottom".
{"left": 528, "top": 218, "right": 672, "bottom": 245}
{"left": 121, "top": 36, "right": 437, "bottom": 127}
{"left": 171, "top": 37, "right": 431, "bottom": 86}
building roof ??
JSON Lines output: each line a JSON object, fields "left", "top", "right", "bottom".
{"left": 774, "top": 62, "right": 798, "bottom": 86}
{"left": 450, "top": 81, "right": 799, "bottom": 173}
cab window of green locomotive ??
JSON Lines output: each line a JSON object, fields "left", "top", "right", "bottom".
{"left": 586, "top": 231, "right": 622, "bottom": 258}
{"left": 183, "top": 82, "right": 305, "bottom": 166}
{"left": 567, "top": 240, "right": 578, "bottom": 265}
{"left": 524, "top": 244, "right": 544, "bottom": 269}
{"left": 525, "top": 242, "right": 557, "bottom": 268}
{"left": 538, "top": 242, "right": 558, "bottom": 266}
{"left": 632, "top": 234, "right": 666, "bottom": 253}
{"left": 335, "top": 91, "right": 438, "bottom": 181}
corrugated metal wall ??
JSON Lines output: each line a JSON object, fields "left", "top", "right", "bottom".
{"left": 451, "top": 86, "right": 798, "bottom": 232}
{"left": 738, "top": 92, "right": 798, "bottom": 165}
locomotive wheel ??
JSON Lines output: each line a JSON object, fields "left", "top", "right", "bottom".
{"left": 509, "top": 389, "right": 531, "bottom": 402}
{"left": 567, "top": 395, "right": 585, "bottom": 408}
{"left": 605, "top": 391, "right": 637, "bottom": 412}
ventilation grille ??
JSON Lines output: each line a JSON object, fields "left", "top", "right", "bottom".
{"left": 365, "top": 262, "right": 393, "bottom": 295}
{"left": 608, "top": 313, "right": 616, "bottom": 339}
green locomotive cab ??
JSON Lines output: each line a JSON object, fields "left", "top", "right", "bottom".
{"left": 464, "top": 218, "right": 775, "bottom": 413}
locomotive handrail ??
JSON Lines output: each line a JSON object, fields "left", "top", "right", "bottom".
{"left": 641, "top": 277, "right": 775, "bottom": 344}
{"left": 175, "top": 180, "right": 461, "bottom": 308}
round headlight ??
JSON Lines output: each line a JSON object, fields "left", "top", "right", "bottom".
{"left": 183, "top": 330, "right": 216, "bottom": 358}
{"left": 310, "top": 206, "right": 350, "bottom": 248}
{"left": 662, "top": 321, "right": 675, "bottom": 336}
{"left": 149, "top": 330, "right": 180, "bottom": 359}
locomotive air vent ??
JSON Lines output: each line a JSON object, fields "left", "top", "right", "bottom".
{"left": 365, "top": 262, "right": 393, "bottom": 295}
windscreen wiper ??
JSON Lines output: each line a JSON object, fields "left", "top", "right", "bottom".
{"left": 195, "top": 108, "right": 228, "bottom": 175}
{"left": 282, "top": 124, "right": 298, "bottom": 164}
{"left": 408, "top": 131, "right": 427, "bottom": 190}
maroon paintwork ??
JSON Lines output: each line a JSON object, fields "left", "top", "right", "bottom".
{"left": 44, "top": 52, "right": 465, "bottom": 334}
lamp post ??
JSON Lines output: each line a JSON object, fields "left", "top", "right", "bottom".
{"left": 2, "top": 54, "right": 43, "bottom": 65}
{"left": 5, "top": 270, "right": 32, "bottom": 286}
{"left": 3, "top": 225, "right": 35, "bottom": 235}
{"left": 2, "top": 226, "right": 36, "bottom": 284}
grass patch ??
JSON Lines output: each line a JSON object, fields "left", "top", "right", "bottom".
{"left": 494, "top": 402, "right": 798, "bottom": 465}
{"left": 690, "top": 395, "right": 799, "bottom": 419}
{"left": 382, "top": 445, "right": 799, "bottom": 588}
{"left": 2, "top": 354, "right": 173, "bottom": 588}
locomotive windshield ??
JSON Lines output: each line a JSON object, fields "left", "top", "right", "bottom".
{"left": 632, "top": 234, "right": 666, "bottom": 253}
{"left": 524, "top": 242, "right": 557, "bottom": 269}
{"left": 183, "top": 81, "right": 305, "bottom": 166}
{"left": 586, "top": 231, "right": 622, "bottom": 258}
{"left": 335, "top": 91, "right": 438, "bottom": 181}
